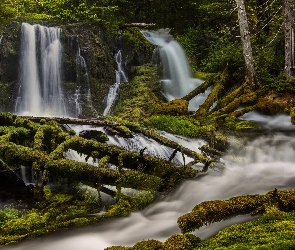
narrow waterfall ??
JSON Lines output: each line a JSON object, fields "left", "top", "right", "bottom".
{"left": 141, "top": 29, "right": 210, "bottom": 110}
{"left": 15, "top": 23, "right": 67, "bottom": 117}
{"left": 0, "top": 35, "right": 3, "bottom": 44}
{"left": 103, "top": 50, "right": 128, "bottom": 116}
{"left": 73, "top": 43, "right": 93, "bottom": 117}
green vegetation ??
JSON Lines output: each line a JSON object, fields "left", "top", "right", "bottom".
{"left": 114, "top": 64, "right": 161, "bottom": 122}
{"left": 144, "top": 115, "right": 213, "bottom": 138}
{"left": 0, "top": 112, "right": 203, "bottom": 244}
{"left": 198, "top": 207, "right": 295, "bottom": 249}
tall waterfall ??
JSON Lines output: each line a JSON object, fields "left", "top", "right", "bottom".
{"left": 15, "top": 23, "right": 67, "bottom": 117}
{"left": 141, "top": 29, "right": 210, "bottom": 110}
{"left": 103, "top": 50, "right": 128, "bottom": 116}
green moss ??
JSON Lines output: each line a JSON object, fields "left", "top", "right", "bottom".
{"left": 193, "top": 71, "right": 214, "bottom": 80}
{"left": 113, "top": 64, "right": 162, "bottom": 123}
{"left": 155, "top": 99, "right": 189, "bottom": 116}
{"left": 164, "top": 233, "right": 201, "bottom": 250}
{"left": 115, "top": 125, "right": 132, "bottom": 137}
{"left": 144, "top": 115, "right": 214, "bottom": 138}
{"left": 197, "top": 207, "right": 295, "bottom": 249}
{"left": 256, "top": 92, "right": 291, "bottom": 115}
{"left": 178, "top": 188, "right": 295, "bottom": 234}
{"left": 0, "top": 186, "right": 102, "bottom": 244}
{"left": 224, "top": 116, "right": 258, "bottom": 131}
{"left": 290, "top": 107, "right": 295, "bottom": 124}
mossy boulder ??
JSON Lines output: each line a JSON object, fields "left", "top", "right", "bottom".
{"left": 164, "top": 233, "right": 201, "bottom": 250}
{"left": 256, "top": 92, "right": 293, "bottom": 115}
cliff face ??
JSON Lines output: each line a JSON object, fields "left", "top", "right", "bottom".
{"left": 0, "top": 21, "right": 153, "bottom": 116}
{"left": 0, "top": 21, "right": 20, "bottom": 112}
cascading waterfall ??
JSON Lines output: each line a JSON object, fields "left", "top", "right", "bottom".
{"left": 103, "top": 50, "right": 128, "bottom": 116}
{"left": 0, "top": 35, "right": 3, "bottom": 44}
{"left": 15, "top": 23, "right": 67, "bottom": 117}
{"left": 141, "top": 29, "right": 210, "bottom": 110}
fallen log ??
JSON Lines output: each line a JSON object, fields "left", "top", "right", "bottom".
{"left": 19, "top": 116, "right": 119, "bottom": 127}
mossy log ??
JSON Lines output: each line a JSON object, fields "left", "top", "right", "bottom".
{"left": 227, "top": 105, "right": 257, "bottom": 118}
{"left": 177, "top": 188, "right": 295, "bottom": 233}
{"left": 13, "top": 114, "right": 210, "bottom": 163}
{"left": 210, "top": 91, "right": 258, "bottom": 118}
{"left": 211, "top": 82, "right": 246, "bottom": 112}
{"left": 182, "top": 77, "right": 214, "bottom": 102}
{"left": 0, "top": 113, "right": 200, "bottom": 194}
{"left": 136, "top": 128, "right": 211, "bottom": 166}
{"left": 20, "top": 115, "right": 119, "bottom": 127}
{"left": 46, "top": 159, "right": 163, "bottom": 191}
{"left": 193, "top": 71, "right": 228, "bottom": 117}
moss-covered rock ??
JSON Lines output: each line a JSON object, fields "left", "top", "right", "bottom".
{"left": 164, "top": 233, "right": 201, "bottom": 250}
{"left": 256, "top": 91, "right": 293, "bottom": 115}
{"left": 113, "top": 64, "right": 162, "bottom": 122}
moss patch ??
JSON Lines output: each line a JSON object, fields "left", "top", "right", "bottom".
{"left": 197, "top": 207, "right": 295, "bottom": 249}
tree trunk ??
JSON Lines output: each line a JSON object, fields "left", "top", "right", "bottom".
{"left": 283, "top": 0, "right": 295, "bottom": 79}
{"left": 236, "top": 0, "right": 258, "bottom": 88}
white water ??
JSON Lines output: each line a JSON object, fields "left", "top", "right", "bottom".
{"left": 73, "top": 44, "right": 93, "bottom": 117}
{"left": 15, "top": 23, "right": 67, "bottom": 117}
{"left": 103, "top": 50, "right": 128, "bottom": 116}
{"left": 141, "top": 29, "right": 210, "bottom": 110}
{"left": 241, "top": 111, "right": 294, "bottom": 129}
{"left": 0, "top": 35, "right": 3, "bottom": 44}
{"left": 3, "top": 131, "right": 295, "bottom": 250}
{"left": 69, "top": 125, "right": 204, "bottom": 165}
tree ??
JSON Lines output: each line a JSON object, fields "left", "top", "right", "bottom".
{"left": 236, "top": 0, "right": 258, "bottom": 88}
{"left": 283, "top": 0, "right": 295, "bottom": 79}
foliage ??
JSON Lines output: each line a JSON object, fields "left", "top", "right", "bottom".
{"left": 0, "top": 187, "right": 102, "bottom": 244}
{"left": 0, "top": 208, "right": 19, "bottom": 227}
{"left": 0, "top": 0, "right": 120, "bottom": 29}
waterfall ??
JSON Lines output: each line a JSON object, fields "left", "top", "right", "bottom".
{"left": 103, "top": 50, "right": 128, "bottom": 116}
{"left": 141, "top": 29, "right": 210, "bottom": 111}
{"left": 68, "top": 42, "right": 94, "bottom": 117}
{"left": 15, "top": 23, "right": 67, "bottom": 117}
{"left": 0, "top": 35, "right": 3, "bottom": 44}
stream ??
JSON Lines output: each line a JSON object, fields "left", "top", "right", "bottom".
{"left": 2, "top": 120, "right": 295, "bottom": 250}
